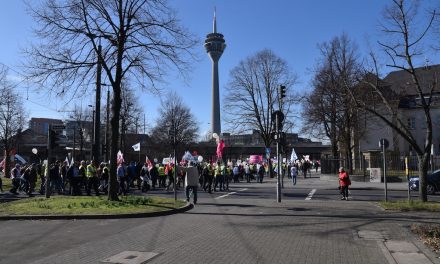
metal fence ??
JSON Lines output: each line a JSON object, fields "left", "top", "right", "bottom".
{"left": 321, "top": 154, "right": 440, "bottom": 178}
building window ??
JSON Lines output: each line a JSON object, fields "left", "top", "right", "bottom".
{"left": 407, "top": 117, "right": 416, "bottom": 129}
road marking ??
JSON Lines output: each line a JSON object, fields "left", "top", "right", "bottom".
{"left": 215, "top": 188, "right": 248, "bottom": 199}
{"left": 305, "top": 189, "right": 316, "bottom": 200}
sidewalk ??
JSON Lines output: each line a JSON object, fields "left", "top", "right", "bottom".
{"left": 320, "top": 172, "right": 409, "bottom": 191}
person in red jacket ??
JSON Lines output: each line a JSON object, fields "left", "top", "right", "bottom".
{"left": 338, "top": 167, "right": 351, "bottom": 200}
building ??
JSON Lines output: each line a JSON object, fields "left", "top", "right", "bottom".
{"left": 29, "top": 118, "right": 64, "bottom": 135}
{"left": 358, "top": 65, "right": 440, "bottom": 156}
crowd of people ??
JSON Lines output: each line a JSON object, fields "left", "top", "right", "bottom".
{"left": 0, "top": 156, "right": 321, "bottom": 201}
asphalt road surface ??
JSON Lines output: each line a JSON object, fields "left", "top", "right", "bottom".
{"left": 0, "top": 172, "right": 439, "bottom": 264}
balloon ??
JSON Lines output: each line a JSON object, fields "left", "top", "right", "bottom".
{"left": 32, "top": 148, "right": 38, "bottom": 154}
{"left": 198, "top": 156, "right": 203, "bottom": 162}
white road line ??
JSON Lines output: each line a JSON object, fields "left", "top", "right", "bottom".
{"left": 215, "top": 188, "right": 248, "bottom": 199}
{"left": 305, "top": 189, "right": 317, "bottom": 200}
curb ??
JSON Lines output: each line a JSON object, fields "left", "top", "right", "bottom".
{"left": 0, "top": 202, "right": 193, "bottom": 221}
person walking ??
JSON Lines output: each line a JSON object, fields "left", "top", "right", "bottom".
{"left": 69, "top": 161, "right": 81, "bottom": 195}
{"left": 165, "top": 163, "right": 175, "bottom": 191}
{"left": 291, "top": 165, "right": 297, "bottom": 186}
{"left": 149, "top": 162, "right": 158, "bottom": 190}
{"left": 181, "top": 161, "right": 199, "bottom": 204}
{"left": 158, "top": 164, "right": 166, "bottom": 188}
{"left": 27, "top": 164, "right": 38, "bottom": 197}
{"left": 117, "top": 162, "right": 127, "bottom": 195}
{"left": 338, "top": 167, "right": 351, "bottom": 200}
{"left": 9, "top": 164, "right": 22, "bottom": 194}
{"left": 86, "top": 160, "right": 100, "bottom": 196}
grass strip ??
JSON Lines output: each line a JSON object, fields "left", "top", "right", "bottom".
{"left": 379, "top": 200, "right": 440, "bottom": 212}
{"left": 0, "top": 195, "right": 186, "bottom": 215}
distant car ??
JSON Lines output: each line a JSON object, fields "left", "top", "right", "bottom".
{"left": 409, "top": 169, "right": 440, "bottom": 194}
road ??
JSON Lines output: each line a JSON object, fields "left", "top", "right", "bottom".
{"left": 0, "top": 172, "right": 439, "bottom": 264}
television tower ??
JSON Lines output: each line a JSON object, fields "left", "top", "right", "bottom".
{"left": 204, "top": 9, "right": 226, "bottom": 136}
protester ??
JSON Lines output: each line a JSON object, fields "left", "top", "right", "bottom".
{"left": 180, "top": 161, "right": 199, "bottom": 204}
{"left": 9, "top": 164, "right": 22, "bottom": 194}
{"left": 117, "top": 161, "right": 127, "bottom": 195}
{"left": 291, "top": 165, "right": 297, "bottom": 186}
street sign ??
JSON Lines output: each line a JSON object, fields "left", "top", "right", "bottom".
{"left": 379, "top": 138, "right": 389, "bottom": 149}
{"left": 271, "top": 110, "right": 284, "bottom": 122}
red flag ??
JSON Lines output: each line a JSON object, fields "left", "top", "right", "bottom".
{"left": 146, "top": 156, "right": 153, "bottom": 170}
{"left": 216, "top": 139, "right": 225, "bottom": 159}
{"left": 117, "top": 150, "right": 124, "bottom": 165}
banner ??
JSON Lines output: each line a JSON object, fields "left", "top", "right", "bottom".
{"left": 117, "top": 150, "right": 124, "bottom": 165}
{"left": 132, "top": 142, "right": 140, "bottom": 152}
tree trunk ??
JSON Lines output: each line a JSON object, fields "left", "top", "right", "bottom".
{"left": 108, "top": 83, "right": 122, "bottom": 201}
{"left": 417, "top": 153, "right": 429, "bottom": 202}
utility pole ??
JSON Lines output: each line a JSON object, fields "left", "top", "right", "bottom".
{"left": 94, "top": 42, "right": 102, "bottom": 161}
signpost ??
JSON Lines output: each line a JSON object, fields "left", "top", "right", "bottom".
{"left": 272, "top": 110, "right": 284, "bottom": 203}
{"left": 379, "top": 138, "right": 389, "bottom": 202}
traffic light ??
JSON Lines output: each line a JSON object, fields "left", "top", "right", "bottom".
{"left": 49, "top": 130, "right": 57, "bottom": 149}
{"left": 49, "top": 129, "right": 63, "bottom": 149}
{"left": 279, "top": 85, "right": 286, "bottom": 99}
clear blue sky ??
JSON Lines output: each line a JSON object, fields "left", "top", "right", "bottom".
{"left": 0, "top": 0, "right": 436, "bottom": 138}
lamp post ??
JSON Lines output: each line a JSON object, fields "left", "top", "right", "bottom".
{"left": 169, "top": 122, "right": 178, "bottom": 201}
{"left": 88, "top": 105, "right": 95, "bottom": 160}
{"left": 93, "top": 40, "right": 102, "bottom": 162}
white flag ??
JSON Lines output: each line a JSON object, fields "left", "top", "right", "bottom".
{"left": 132, "top": 142, "right": 140, "bottom": 152}
{"left": 290, "top": 147, "right": 298, "bottom": 162}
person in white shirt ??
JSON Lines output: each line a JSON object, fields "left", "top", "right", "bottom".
{"left": 180, "top": 161, "right": 199, "bottom": 204}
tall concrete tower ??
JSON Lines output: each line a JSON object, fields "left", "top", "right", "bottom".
{"left": 204, "top": 9, "right": 226, "bottom": 136}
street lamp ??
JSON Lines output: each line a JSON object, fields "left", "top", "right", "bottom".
{"left": 102, "top": 83, "right": 112, "bottom": 163}
{"left": 168, "top": 122, "right": 178, "bottom": 201}
{"left": 88, "top": 104, "right": 95, "bottom": 160}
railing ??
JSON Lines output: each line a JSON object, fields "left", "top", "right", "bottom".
{"left": 321, "top": 154, "right": 440, "bottom": 178}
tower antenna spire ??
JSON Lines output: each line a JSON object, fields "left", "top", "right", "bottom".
{"left": 213, "top": 6, "right": 217, "bottom": 33}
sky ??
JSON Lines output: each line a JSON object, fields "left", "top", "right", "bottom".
{"left": 0, "top": 0, "right": 435, "bottom": 139}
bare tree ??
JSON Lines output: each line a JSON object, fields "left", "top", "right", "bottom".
{"left": 119, "top": 86, "right": 144, "bottom": 152}
{"left": 351, "top": 0, "right": 438, "bottom": 201}
{"left": 303, "top": 34, "right": 364, "bottom": 173}
{"left": 68, "top": 104, "right": 93, "bottom": 160}
{"left": 224, "top": 49, "right": 297, "bottom": 178}
{"left": 150, "top": 91, "right": 199, "bottom": 148}
{"left": 25, "top": 0, "right": 197, "bottom": 200}
{"left": 0, "top": 65, "right": 26, "bottom": 178}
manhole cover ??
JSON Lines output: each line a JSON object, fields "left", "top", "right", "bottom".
{"left": 101, "top": 251, "right": 159, "bottom": 264}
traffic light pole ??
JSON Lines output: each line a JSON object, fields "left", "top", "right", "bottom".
{"left": 46, "top": 125, "right": 52, "bottom": 198}
{"left": 276, "top": 114, "right": 281, "bottom": 203}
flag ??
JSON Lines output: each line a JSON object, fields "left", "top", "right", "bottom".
{"left": 117, "top": 150, "right": 124, "bottom": 165}
{"left": 290, "top": 147, "right": 298, "bottom": 162}
{"left": 146, "top": 156, "right": 153, "bottom": 170}
{"left": 182, "top": 151, "right": 194, "bottom": 161}
{"left": 216, "top": 139, "right": 225, "bottom": 158}
{"left": 132, "top": 142, "right": 140, "bottom": 152}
